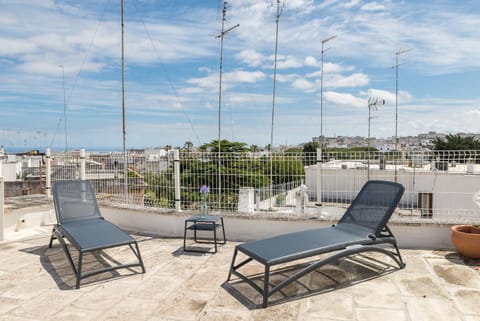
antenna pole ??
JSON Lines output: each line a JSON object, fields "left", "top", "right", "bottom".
{"left": 317, "top": 35, "right": 335, "bottom": 206}
{"left": 216, "top": 1, "right": 239, "bottom": 209}
{"left": 121, "top": 0, "right": 128, "bottom": 202}
{"left": 269, "top": 0, "right": 282, "bottom": 210}
{"left": 59, "top": 65, "right": 68, "bottom": 152}
{"left": 320, "top": 35, "right": 336, "bottom": 148}
{"left": 394, "top": 48, "right": 411, "bottom": 182}
{"left": 367, "top": 98, "right": 384, "bottom": 180}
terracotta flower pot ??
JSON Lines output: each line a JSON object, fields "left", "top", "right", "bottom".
{"left": 451, "top": 225, "right": 480, "bottom": 258}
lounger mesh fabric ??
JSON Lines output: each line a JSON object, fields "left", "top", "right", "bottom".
{"left": 226, "top": 180, "right": 405, "bottom": 308}
{"left": 48, "top": 180, "right": 145, "bottom": 288}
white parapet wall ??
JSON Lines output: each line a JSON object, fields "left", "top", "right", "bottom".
{"left": 0, "top": 177, "right": 4, "bottom": 242}
{"left": 101, "top": 207, "right": 455, "bottom": 250}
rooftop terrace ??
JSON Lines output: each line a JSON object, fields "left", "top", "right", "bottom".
{"left": 1, "top": 225, "right": 480, "bottom": 321}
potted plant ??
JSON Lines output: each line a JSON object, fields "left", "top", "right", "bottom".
{"left": 451, "top": 224, "right": 480, "bottom": 258}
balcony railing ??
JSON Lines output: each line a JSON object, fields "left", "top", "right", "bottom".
{"left": 15, "top": 148, "right": 480, "bottom": 221}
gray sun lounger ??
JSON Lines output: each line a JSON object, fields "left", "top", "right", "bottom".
{"left": 226, "top": 180, "right": 405, "bottom": 308}
{"left": 48, "top": 180, "right": 145, "bottom": 289}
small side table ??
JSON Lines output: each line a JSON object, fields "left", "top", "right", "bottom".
{"left": 183, "top": 215, "right": 226, "bottom": 253}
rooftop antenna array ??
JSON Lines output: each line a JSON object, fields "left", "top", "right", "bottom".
{"left": 216, "top": 1, "right": 239, "bottom": 208}
{"left": 269, "top": 0, "right": 284, "bottom": 210}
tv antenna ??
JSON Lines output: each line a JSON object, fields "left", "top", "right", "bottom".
{"left": 367, "top": 97, "right": 385, "bottom": 180}
{"left": 215, "top": 1, "right": 239, "bottom": 208}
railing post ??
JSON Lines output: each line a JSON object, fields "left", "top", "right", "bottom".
{"left": 80, "top": 148, "right": 86, "bottom": 180}
{"left": 174, "top": 149, "right": 181, "bottom": 212}
{"left": 316, "top": 148, "right": 322, "bottom": 205}
{"left": 45, "top": 147, "right": 52, "bottom": 197}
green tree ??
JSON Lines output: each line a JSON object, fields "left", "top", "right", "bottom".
{"left": 183, "top": 141, "right": 193, "bottom": 151}
{"left": 433, "top": 134, "right": 480, "bottom": 150}
{"left": 302, "top": 141, "right": 319, "bottom": 153}
{"left": 199, "top": 139, "right": 249, "bottom": 152}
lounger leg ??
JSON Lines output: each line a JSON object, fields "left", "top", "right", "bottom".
{"left": 263, "top": 265, "right": 270, "bottom": 308}
{"left": 134, "top": 242, "right": 146, "bottom": 273}
{"left": 227, "top": 248, "right": 238, "bottom": 281}
{"left": 220, "top": 217, "right": 226, "bottom": 244}
{"left": 213, "top": 224, "right": 218, "bottom": 253}
{"left": 48, "top": 227, "right": 56, "bottom": 248}
{"left": 54, "top": 229, "right": 78, "bottom": 276}
{"left": 183, "top": 220, "right": 188, "bottom": 251}
{"left": 393, "top": 243, "right": 405, "bottom": 268}
{"left": 76, "top": 252, "right": 83, "bottom": 289}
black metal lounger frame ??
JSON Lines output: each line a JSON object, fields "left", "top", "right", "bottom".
{"left": 226, "top": 180, "right": 405, "bottom": 308}
{"left": 48, "top": 180, "right": 145, "bottom": 289}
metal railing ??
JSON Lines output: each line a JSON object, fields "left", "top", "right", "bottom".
{"left": 12, "top": 148, "right": 480, "bottom": 221}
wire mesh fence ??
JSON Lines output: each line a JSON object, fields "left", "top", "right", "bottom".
{"left": 38, "top": 149, "right": 480, "bottom": 221}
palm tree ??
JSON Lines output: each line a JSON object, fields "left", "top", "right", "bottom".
{"left": 183, "top": 141, "right": 193, "bottom": 152}
{"left": 433, "top": 134, "right": 480, "bottom": 150}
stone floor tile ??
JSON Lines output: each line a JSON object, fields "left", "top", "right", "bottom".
{"left": 452, "top": 289, "right": 480, "bottom": 315}
{"left": 50, "top": 306, "right": 102, "bottom": 321}
{"left": 356, "top": 308, "right": 406, "bottom": 321}
{"left": 0, "top": 297, "right": 20, "bottom": 314}
{"left": 401, "top": 255, "right": 429, "bottom": 273}
{"left": 432, "top": 263, "right": 480, "bottom": 287}
{"left": 351, "top": 276, "right": 403, "bottom": 309}
{"left": 405, "top": 297, "right": 463, "bottom": 321}
{"left": 71, "top": 283, "right": 135, "bottom": 310}
{"left": 197, "top": 308, "right": 251, "bottom": 321}
{"left": 8, "top": 291, "right": 79, "bottom": 319}
{"left": 151, "top": 289, "right": 212, "bottom": 321}
{"left": 395, "top": 273, "right": 448, "bottom": 299}
{"left": 251, "top": 301, "right": 302, "bottom": 321}
{"left": 1, "top": 228, "right": 479, "bottom": 321}
{"left": 0, "top": 315, "right": 40, "bottom": 321}
{"left": 305, "top": 290, "right": 354, "bottom": 320}
{"left": 128, "top": 274, "right": 183, "bottom": 300}
{"left": 96, "top": 297, "right": 159, "bottom": 321}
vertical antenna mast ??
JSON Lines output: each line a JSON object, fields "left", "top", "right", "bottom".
{"left": 269, "top": 0, "right": 283, "bottom": 210}
{"left": 121, "top": 0, "right": 128, "bottom": 202}
{"left": 216, "top": 1, "right": 239, "bottom": 209}
{"left": 393, "top": 47, "right": 411, "bottom": 182}
{"left": 59, "top": 65, "right": 68, "bottom": 152}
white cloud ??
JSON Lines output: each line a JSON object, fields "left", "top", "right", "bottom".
{"left": 236, "top": 49, "right": 265, "bottom": 67}
{"left": 304, "top": 56, "right": 318, "bottom": 67}
{"left": 224, "top": 70, "right": 266, "bottom": 83}
{"left": 343, "top": 0, "right": 361, "bottom": 9}
{"left": 292, "top": 78, "right": 316, "bottom": 92}
{"left": 187, "top": 69, "right": 265, "bottom": 90}
{"left": 0, "top": 37, "right": 36, "bottom": 55}
{"left": 323, "top": 91, "right": 365, "bottom": 109}
{"left": 326, "top": 73, "right": 369, "bottom": 89}
{"left": 361, "top": 2, "right": 386, "bottom": 11}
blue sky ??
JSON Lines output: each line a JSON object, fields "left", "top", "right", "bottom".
{"left": 1, "top": 0, "right": 480, "bottom": 150}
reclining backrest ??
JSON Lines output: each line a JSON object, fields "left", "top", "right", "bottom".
{"left": 338, "top": 180, "right": 405, "bottom": 235}
{"left": 53, "top": 180, "right": 102, "bottom": 224}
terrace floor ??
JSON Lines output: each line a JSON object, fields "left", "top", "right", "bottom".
{"left": 1, "top": 227, "right": 480, "bottom": 321}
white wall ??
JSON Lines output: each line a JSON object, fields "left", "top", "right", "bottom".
{"left": 101, "top": 207, "right": 454, "bottom": 250}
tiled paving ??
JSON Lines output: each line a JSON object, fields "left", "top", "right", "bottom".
{"left": 1, "top": 227, "right": 480, "bottom": 321}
